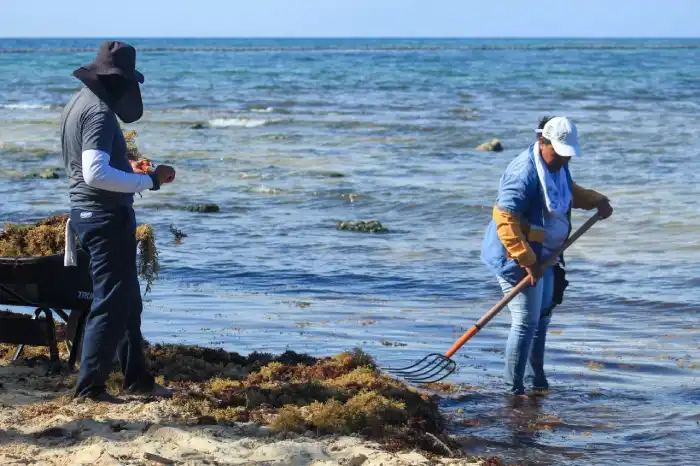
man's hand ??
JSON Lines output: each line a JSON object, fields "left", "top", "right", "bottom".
{"left": 130, "top": 159, "right": 153, "bottom": 174}
{"left": 597, "top": 199, "right": 613, "bottom": 220}
{"left": 523, "top": 262, "right": 543, "bottom": 286}
{"left": 153, "top": 165, "right": 176, "bottom": 184}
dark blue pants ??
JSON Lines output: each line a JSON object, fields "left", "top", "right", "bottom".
{"left": 70, "top": 206, "right": 154, "bottom": 397}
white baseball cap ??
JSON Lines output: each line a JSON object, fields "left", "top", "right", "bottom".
{"left": 541, "top": 116, "right": 582, "bottom": 157}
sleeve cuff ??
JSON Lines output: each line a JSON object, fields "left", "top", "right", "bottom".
{"left": 515, "top": 250, "right": 537, "bottom": 267}
{"left": 144, "top": 173, "right": 156, "bottom": 190}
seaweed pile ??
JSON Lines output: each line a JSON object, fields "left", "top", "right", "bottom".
{"left": 0, "top": 216, "right": 159, "bottom": 292}
{"left": 0, "top": 332, "right": 457, "bottom": 456}
{"left": 0, "top": 215, "right": 66, "bottom": 257}
{"left": 146, "top": 344, "right": 454, "bottom": 454}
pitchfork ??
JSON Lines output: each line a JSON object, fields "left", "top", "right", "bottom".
{"left": 385, "top": 213, "right": 601, "bottom": 384}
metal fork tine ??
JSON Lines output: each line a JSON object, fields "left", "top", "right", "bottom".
{"left": 408, "top": 370, "right": 454, "bottom": 384}
{"left": 385, "top": 353, "right": 442, "bottom": 374}
{"left": 406, "top": 360, "right": 456, "bottom": 384}
{"left": 393, "top": 357, "right": 447, "bottom": 378}
{"left": 384, "top": 353, "right": 457, "bottom": 385}
{"left": 403, "top": 357, "right": 454, "bottom": 382}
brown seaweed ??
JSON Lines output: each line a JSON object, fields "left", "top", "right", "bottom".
{"left": 2, "top": 336, "right": 458, "bottom": 456}
{"left": 0, "top": 216, "right": 159, "bottom": 293}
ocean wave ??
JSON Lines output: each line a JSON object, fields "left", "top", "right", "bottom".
{"left": 250, "top": 185, "right": 287, "bottom": 195}
{"left": 151, "top": 105, "right": 293, "bottom": 116}
{"left": 208, "top": 118, "right": 272, "bottom": 128}
{"left": 248, "top": 106, "right": 294, "bottom": 115}
{"left": 249, "top": 106, "right": 274, "bottom": 113}
{"left": 47, "top": 86, "right": 81, "bottom": 94}
{"left": 0, "top": 103, "right": 53, "bottom": 110}
{"left": 0, "top": 144, "right": 53, "bottom": 157}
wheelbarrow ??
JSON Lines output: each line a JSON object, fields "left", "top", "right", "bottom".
{"left": 0, "top": 250, "right": 92, "bottom": 371}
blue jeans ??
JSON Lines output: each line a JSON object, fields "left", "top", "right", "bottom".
{"left": 70, "top": 206, "right": 154, "bottom": 398}
{"left": 497, "top": 267, "right": 554, "bottom": 395}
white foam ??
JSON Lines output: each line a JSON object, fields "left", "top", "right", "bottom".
{"left": 208, "top": 118, "right": 269, "bottom": 128}
{"left": 250, "top": 107, "right": 275, "bottom": 113}
{"left": 251, "top": 185, "right": 284, "bottom": 195}
{"left": 1, "top": 103, "right": 52, "bottom": 110}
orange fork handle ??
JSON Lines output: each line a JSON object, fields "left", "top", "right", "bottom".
{"left": 443, "top": 213, "right": 601, "bottom": 359}
{"left": 444, "top": 277, "right": 530, "bottom": 358}
{"left": 445, "top": 325, "right": 479, "bottom": 358}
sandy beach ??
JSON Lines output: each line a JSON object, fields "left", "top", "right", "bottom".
{"left": 0, "top": 347, "right": 492, "bottom": 466}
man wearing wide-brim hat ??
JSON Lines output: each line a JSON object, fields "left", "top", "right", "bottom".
{"left": 60, "top": 41, "right": 176, "bottom": 402}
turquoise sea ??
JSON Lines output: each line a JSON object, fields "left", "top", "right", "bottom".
{"left": 1, "top": 38, "right": 699, "bottom": 465}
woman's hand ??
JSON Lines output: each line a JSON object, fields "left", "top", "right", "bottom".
{"left": 522, "top": 262, "right": 543, "bottom": 285}
{"left": 597, "top": 199, "right": 614, "bottom": 220}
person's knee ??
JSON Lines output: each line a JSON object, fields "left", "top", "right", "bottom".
{"left": 514, "top": 317, "right": 539, "bottom": 331}
{"left": 511, "top": 306, "right": 540, "bottom": 330}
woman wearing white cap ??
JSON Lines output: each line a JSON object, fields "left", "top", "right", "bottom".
{"left": 481, "top": 116, "right": 613, "bottom": 396}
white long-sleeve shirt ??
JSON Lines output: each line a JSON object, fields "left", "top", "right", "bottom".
{"left": 82, "top": 149, "right": 153, "bottom": 193}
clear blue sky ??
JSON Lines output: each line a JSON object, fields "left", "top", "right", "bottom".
{"left": 2, "top": 0, "right": 698, "bottom": 38}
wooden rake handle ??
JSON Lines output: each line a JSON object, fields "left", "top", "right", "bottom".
{"left": 444, "top": 213, "right": 601, "bottom": 358}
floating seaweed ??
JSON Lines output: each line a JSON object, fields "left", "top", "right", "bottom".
{"left": 24, "top": 168, "right": 60, "bottom": 180}
{"left": 381, "top": 340, "right": 408, "bottom": 347}
{"left": 169, "top": 224, "right": 187, "bottom": 244}
{"left": 475, "top": 139, "right": 504, "bottom": 152}
{"left": 337, "top": 220, "right": 389, "bottom": 233}
{"left": 186, "top": 203, "right": 220, "bottom": 213}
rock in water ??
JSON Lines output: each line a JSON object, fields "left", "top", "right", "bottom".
{"left": 186, "top": 203, "right": 220, "bottom": 213}
{"left": 475, "top": 139, "right": 503, "bottom": 152}
{"left": 337, "top": 220, "right": 388, "bottom": 233}
{"left": 39, "top": 168, "right": 60, "bottom": 179}
{"left": 23, "top": 168, "right": 59, "bottom": 179}
{"left": 191, "top": 123, "right": 207, "bottom": 130}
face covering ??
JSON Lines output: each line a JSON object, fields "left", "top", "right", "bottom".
{"left": 98, "top": 75, "right": 144, "bottom": 123}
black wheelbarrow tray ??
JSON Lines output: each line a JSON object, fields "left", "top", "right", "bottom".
{"left": 0, "top": 250, "right": 92, "bottom": 370}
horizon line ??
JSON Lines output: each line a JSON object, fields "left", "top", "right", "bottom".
{"left": 2, "top": 35, "right": 700, "bottom": 40}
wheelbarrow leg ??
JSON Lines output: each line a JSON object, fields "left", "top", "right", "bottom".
{"left": 11, "top": 307, "right": 43, "bottom": 361}
{"left": 66, "top": 310, "right": 87, "bottom": 370}
{"left": 12, "top": 343, "right": 25, "bottom": 361}
{"left": 39, "top": 309, "right": 61, "bottom": 374}
{"left": 12, "top": 308, "right": 61, "bottom": 374}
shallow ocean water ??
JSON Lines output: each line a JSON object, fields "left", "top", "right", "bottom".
{"left": 1, "top": 38, "right": 698, "bottom": 465}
